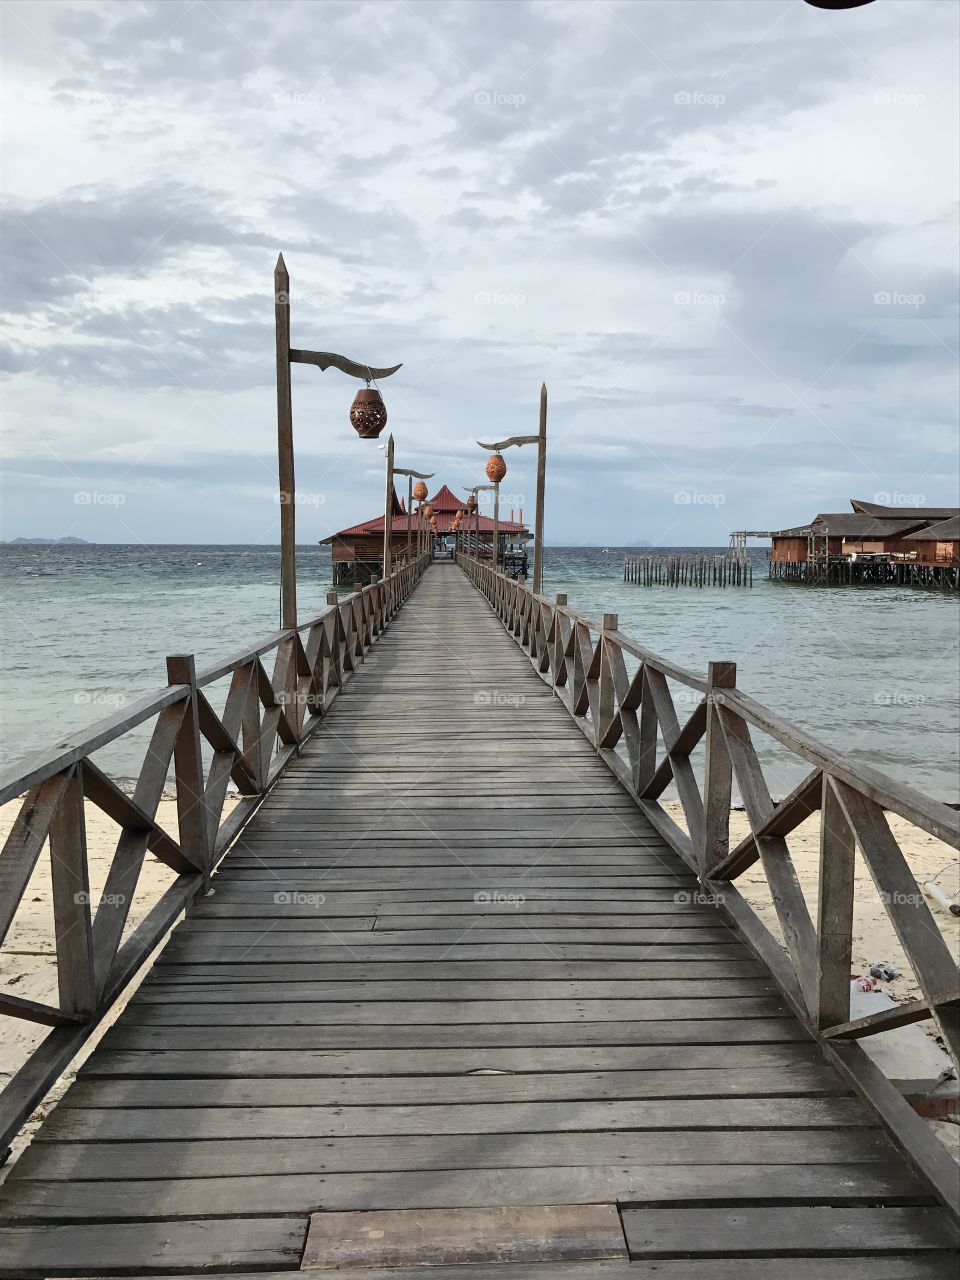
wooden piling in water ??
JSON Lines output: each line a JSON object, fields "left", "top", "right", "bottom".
{"left": 623, "top": 552, "right": 754, "bottom": 588}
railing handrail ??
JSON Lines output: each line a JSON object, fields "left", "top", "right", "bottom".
{"left": 458, "top": 552, "right": 960, "bottom": 1219}
{"left": 0, "top": 552, "right": 431, "bottom": 1156}
{"left": 0, "top": 562, "right": 421, "bottom": 801}
{"left": 458, "top": 557, "right": 958, "bottom": 838}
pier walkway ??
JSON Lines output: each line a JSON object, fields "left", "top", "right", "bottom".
{"left": 0, "top": 563, "right": 957, "bottom": 1275}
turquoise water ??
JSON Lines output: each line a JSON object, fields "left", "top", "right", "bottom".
{"left": 1, "top": 544, "right": 957, "bottom": 800}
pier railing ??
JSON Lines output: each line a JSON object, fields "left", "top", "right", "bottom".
{"left": 460, "top": 554, "right": 960, "bottom": 1207}
{"left": 0, "top": 552, "right": 429, "bottom": 1155}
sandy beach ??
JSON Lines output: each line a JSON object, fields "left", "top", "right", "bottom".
{"left": 662, "top": 801, "right": 960, "bottom": 1011}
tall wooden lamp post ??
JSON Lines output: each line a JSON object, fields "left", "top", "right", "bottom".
{"left": 274, "top": 254, "right": 403, "bottom": 627}
{"left": 379, "top": 435, "right": 433, "bottom": 576}
{"left": 477, "top": 383, "right": 547, "bottom": 592}
{"left": 466, "top": 483, "right": 498, "bottom": 565}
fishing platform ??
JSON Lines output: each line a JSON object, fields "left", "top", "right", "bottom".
{"left": 0, "top": 558, "right": 957, "bottom": 1276}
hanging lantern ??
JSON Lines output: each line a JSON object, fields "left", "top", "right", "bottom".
{"left": 413, "top": 480, "right": 428, "bottom": 501}
{"left": 486, "top": 452, "right": 507, "bottom": 483}
{"left": 349, "top": 387, "right": 387, "bottom": 439}
{"left": 466, "top": 494, "right": 478, "bottom": 512}
{"left": 421, "top": 505, "right": 434, "bottom": 520}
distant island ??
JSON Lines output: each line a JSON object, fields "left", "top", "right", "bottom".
{"left": 4, "top": 536, "right": 91, "bottom": 545}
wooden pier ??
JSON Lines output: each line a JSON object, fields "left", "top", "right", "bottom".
{"left": 770, "top": 557, "right": 960, "bottom": 588}
{"left": 0, "top": 559, "right": 958, "bottom": 1275}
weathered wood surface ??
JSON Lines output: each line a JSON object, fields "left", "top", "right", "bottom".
{"left": 0, "top": 564, "right": 956, "bottom": 1276}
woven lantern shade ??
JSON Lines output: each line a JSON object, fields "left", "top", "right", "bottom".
{"left": 466, "top": 494, "right": 478, "bottom": 512}
{"left": 485, "top": 453, "right": 507, "bottom": 483}
{"left": 421, "top": 505, "right": 434, "bottom": 520}
{"left": 412, "top": 480, "right": 428, "bottom": 502}
{"left": 349, "top": 388, "right": 387, "bottom": 439}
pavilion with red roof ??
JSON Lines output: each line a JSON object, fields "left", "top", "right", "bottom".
{"left": 321, "top": 483, "right": 529, "bottom": 584}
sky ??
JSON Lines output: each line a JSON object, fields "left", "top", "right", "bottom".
{"left": 0, "top": 0, "right": 957, "bottom": 547}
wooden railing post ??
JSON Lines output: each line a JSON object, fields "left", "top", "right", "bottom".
{"left": 598, "top": 613, "right": 618, "bottom": 750}
{"left": 166, "top": 655, "right": 211, "bottom": 886}
{"left": 48, "top": 763, "right": 96, "bottom": 1016}
{"left": 702, "top": 660, "right": 736, "bottom": 877}
{"left": 815, "top": 774, "right": 856, "bottom": 1030}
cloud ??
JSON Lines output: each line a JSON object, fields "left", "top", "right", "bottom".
{"left": 0, "top": 0, "right": 957, "bottom": 544}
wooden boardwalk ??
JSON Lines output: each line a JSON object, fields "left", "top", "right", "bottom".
{"left": 0, "top": 563, "right": 956, "bottom": 1275}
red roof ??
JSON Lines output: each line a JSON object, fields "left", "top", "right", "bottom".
{"left": 321, "top": 482, "right": 529, "bottom": 542}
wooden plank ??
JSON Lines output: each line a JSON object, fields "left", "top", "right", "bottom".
{"left": 300, "top": 1203, "right": 627, "bottom": 1268}
{"left": 95, "top": 1264, "right": 958, "bottom": 1280}
{"left": 129, "top": 979, "right": 780, "bottom": 1003}
{"left": 98, "top": 1017, "right": 810, "bottom": 1051}
{"left": 116, "top": 996, "right": 790, "bottom": 1026}
{"left": 35, "top": 1096, "right": 871, "bottom": 1142}
{"left": 621, "top": 1206, "right": 957, "bottom": 1257}
{"left": 0, "top": 1217, "right": 307, "bottom": 1277}
{"left": 0, "top": 1163, "right": 927, "bottom": 1224}
{"left": 62, "top": 1064, "right": 844, "bottom": 1109}
{"left": 76, "top": 1042, "right": 821, "bottom": 1079}
{"left": 13, "top": 1127, "right": 892, "bottom": 1182}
